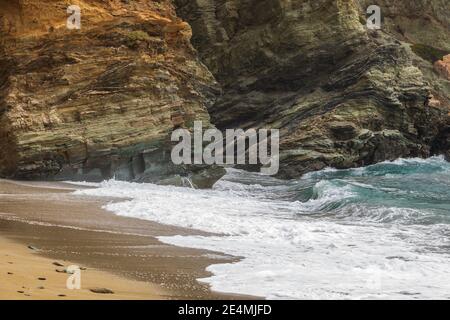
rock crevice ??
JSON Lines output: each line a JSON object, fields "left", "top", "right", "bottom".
{"left": 1, "top": 0, "right": 449, "bottom": 183}
{"left": 175, "top": 0, "right": 450, "bottom": 177}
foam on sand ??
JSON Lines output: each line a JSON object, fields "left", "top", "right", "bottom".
{"left": 74, "top": 157, "right": 450, "bottom": 299}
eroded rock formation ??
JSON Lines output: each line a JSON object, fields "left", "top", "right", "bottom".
{"left": 1, "top": 0, "right": 449, "bottom": 184}
{"left": 435, "top": 55, "right": 450, "bottom": 80}
{"left": 175, "top": 0, "right": 450, "bottom": 177}
{"left": 0, "top": 0, "right": 224, "bottom": 187}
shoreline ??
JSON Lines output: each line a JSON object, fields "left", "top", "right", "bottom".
{"left": 0, "top": 179, "right": 257, "bottom": 300}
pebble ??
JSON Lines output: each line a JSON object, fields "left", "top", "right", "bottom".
{"left": 90, "top": 288, "right": 114, "bottom": 294}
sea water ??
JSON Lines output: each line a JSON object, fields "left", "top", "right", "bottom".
{"left": 74, "top": 156, "right": 450, "bottom": 299}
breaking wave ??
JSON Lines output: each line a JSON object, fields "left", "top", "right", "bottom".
{"left": 74, "top": 156, "right": 450, "bottom": 299}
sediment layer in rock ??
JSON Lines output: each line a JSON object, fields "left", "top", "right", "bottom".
{"left": 0, "top": 0, "right": 224, "bottom": 187}
{"left": 175, "top": 0, "right": 450, "bottom": 177}
{"left": 1, "top": 0, "right": 449, "bottom": 183}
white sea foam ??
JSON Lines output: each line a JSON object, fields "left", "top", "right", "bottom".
{"left": 64, "top": 181, "right": 102, "bottom": 187}
{"left": 74, "top": 165, "right": 450, "bottom": 299}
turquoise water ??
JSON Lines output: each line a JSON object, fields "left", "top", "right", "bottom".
{"left": 76, "top": 156, "right": 450, "bottom": 299}
{"left": 291, "top": 156, "right": 450, "bottom": 225}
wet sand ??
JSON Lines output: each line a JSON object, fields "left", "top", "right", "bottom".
{"left": 0, "top": 236, "right": 166, "bottom": 300}
{"left": 0, "top": 179, "right": 254, "bottom": 300}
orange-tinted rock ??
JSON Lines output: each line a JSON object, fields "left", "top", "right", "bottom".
{"left": 435, "top": 55, "right": 450, "bottom": 80}
{"left": 428, "top": 94, "right": 442, "bottom": 108}
{"left": 0, "top": 0, "right": 224, "bottom": 186}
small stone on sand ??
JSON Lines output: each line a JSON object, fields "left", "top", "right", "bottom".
{"left": 90, "top": 288, "right": 114, "bottom": 294}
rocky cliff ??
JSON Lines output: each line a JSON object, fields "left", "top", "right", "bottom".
{"left": 175, "top": 0, "right": 450, "bottom": 178}
{"left": 0, "top": 0, "right": 223, "bottom": 187}
{"left": 1, "top": 0, "right": 449, "bottom": 185}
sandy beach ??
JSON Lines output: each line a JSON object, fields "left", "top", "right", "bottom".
{"left": 0, "top": 236, "right": 166, "bottom": 300}
{"left": 0, "top": 179, "right": 249, "bottom": 300}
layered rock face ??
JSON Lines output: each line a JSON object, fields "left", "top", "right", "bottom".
{"left": 0, "top": 0, "right": 223, "bottom": 186}
{"left": 1, "top": 0, "right": 449, "bottom": 184}
{"left": 175, "top": 0, "right": 450, "bottom": 177}
{"left": 357, "top": 0, "right": 450, "bottom": 52}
